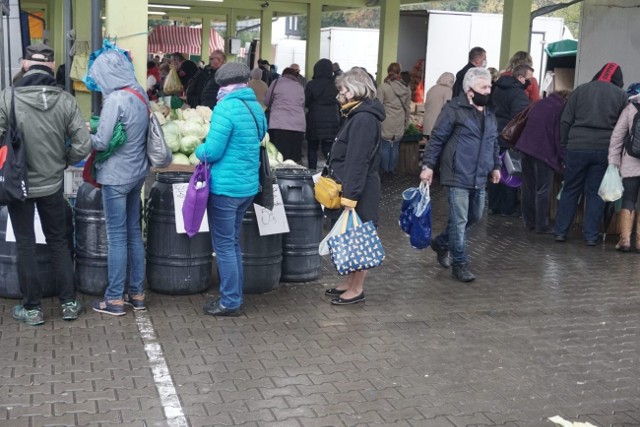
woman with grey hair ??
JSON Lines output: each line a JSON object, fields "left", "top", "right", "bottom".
{"left": 323, "top": 67, "right": 386, "bottom": 305}
{"left": 248, "top": 67, "right": 268, "bottom": 108}
{"left": 420, "top": 67, "right": 501, "bottom": 283}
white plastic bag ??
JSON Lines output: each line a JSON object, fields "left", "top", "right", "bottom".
{"left": 598, "top": 164, "right": 623, "bottom": 202}
{"left": 319, "top": 210, "right": 349, "bottom": 256}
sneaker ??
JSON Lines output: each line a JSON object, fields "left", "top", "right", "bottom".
{"left": 124, "top": 294, "right": 146, "bottom": 311}
{"left": 430, "top": 240, "right": 451, "bottom": 269}
{"left": 61, "top": 301, "right": 82, "bottom": 321}
{"left": 13, "top": 305, "right": 45, "bottom": 326}
{"left": 92, "top": 299, "right": 126, "bottom": 316}
{"left": 452, "top": 263, "right": 476, "bottom": 283}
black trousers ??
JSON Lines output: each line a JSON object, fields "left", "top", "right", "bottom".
{"left": 269, "top": 129, "right": 305, "bottom": 163}
{"left": 521, "top": 154, "right": 554, "bottom": 231}
{"left": 622, "top": 176, "right": 640, "bottom": 211}
{"left": 7, "top": 189, "right": 75, "bottom": 309}
{"left": 307, "top": 138, "right": 333, "bottom": 170}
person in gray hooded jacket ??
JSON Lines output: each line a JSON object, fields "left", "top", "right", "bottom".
{"left": 89, "top": 49, "right": 150, "bottom": 316}
{"left": 0, "top": 43, "right": 91, "bottom": 326}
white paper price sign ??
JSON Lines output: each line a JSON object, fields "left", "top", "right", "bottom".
{"left": 253, "top": 184, "right": 289, "bottom": 236}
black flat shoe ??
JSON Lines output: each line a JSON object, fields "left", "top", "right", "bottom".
{"left": 325, "top": 288, "right": 347, "bottom": 296}
{"left": 331, "top": 292, "right": 365, "bottom": 305}
{"left": 203, "top": 301, "right": 242, "bottom": 317}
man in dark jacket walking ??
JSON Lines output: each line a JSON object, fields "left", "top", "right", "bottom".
{"left": 0, "top": 44, "right": 91, "bottom": 325}
{"left": 554, "top": 62, "right": 628, "bottom": 245}
{"left": 305, "top": 58, "right": 340, "bottom": 170}
{"left": 452, "top": 46, "right": 487, "bottom": 98}
{"left": 196, "top": 50, "right": 226, "bottom": 108}
{"left": 420, "top": 67, "right": 500, "bottom": 282}
{"left": 487, "top": 64, "right": 532, "bottom": 216}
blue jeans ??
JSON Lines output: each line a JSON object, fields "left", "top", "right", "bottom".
{"left": 554, "top": 150, "right": 607, "bottom": 241}
{"left": 207, "top": 194, "right": 254, "bottom": 309}
{"left": 434, "top": 187, "right": 485, "bottom": 265}
{"left": 102, "top": 178, "right": 146, "bottom": 300}
{"left": 380, "top": 139, "right": 399, "bottom": 174}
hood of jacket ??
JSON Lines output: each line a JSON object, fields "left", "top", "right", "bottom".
{"left": 13, "top": 68, "right": 64, "bottom": 112}
{"left": 592, "top": 62, "right": 624, "bottom": 88}
{"left": 89, "top": 49, "right": 143, "bottom": 95}
{"left": 348, "top": 97, "right": 386, "bottom": 122}
{"left": 495, "top": 75, "right": 524, "bottom": 91}
{"left": 312, "top": 59, "right": 334, "bottom": 79}
{"left": 436, "top": 72, "right": 455, "bottom": 88}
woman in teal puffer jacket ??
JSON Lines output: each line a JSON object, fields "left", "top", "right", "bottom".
{"left": 195, "top": 62, "right": 267, "bottom": 317}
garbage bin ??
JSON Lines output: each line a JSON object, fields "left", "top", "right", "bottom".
{"left": 0, "top": 206, "right": 68, "bottom": 299}
{"left": 275, "top": 168, "right": 323, "bottom": 282}
{"left": 241, "top": 208, "right": 282, "bottom": 294}
{"left": 74, "top": 182, "right": 108, "bottom": 295}
{"left": 146, "top": 172, "right": 213, "bottom": 294}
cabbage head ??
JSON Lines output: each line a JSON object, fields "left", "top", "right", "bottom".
{"left": 189, "top": 153, "right": 200, "bottom": 165}
{"left": 162, "top": 122, "right": 181, "bottom": 152}
{"left": 180, "top": 135, "right": 202, "bottom": 155}
{"left": 172, "top": 152, "right": 190, "bottom": 165}
{"left": 181, "top": 119, "right": 206, "bottom": 138}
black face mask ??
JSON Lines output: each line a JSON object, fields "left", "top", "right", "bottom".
{"left": 523, "top": 79, "right": 531, "bottom": 89}
{"left": 471, "top": 89, "right": 490, "bottom": 106}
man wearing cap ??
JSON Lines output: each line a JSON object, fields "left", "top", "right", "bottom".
{"left": 0, "top": 43, "right": 91, "bottom": 325}
{"left": 258, "top": 59, "right": 273, "bottom": 86}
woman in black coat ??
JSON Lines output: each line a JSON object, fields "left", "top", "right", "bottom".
{"left": 323, "top": 67, "right": 386, "bottom": 305}
{"left": 305, "top": 58, "right": 340, "bottom": 170}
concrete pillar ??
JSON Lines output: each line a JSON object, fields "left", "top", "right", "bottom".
{"left": 260, "top": 7, "right": 273, "bottom": 61}
{"left": 51, "top": 0, "right": 64, "bottom": 61}
{"left": 72, "top": 0, "right": 92, "bottom": 119}
{"left": 377, "top": 0, "right": 400, "bottom": 85}
{"left": 500, "top": 0, "right": 533, "bottom": 69}
{"left": 227, "top": 10, "right": 237, "bottom": 61}
{"left": 104, "top": 0, "right": 148, "bottom": 88}
{"left": 201, "top": 17, "right": 211, "bottom": 61}
{"left": 305, "top": 2, "right": 322, "bottom": 79}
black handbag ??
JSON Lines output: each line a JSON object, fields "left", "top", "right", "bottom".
{"left": 0, "top": 89, "right": 29, "bottom": 205}
{"left": 240, "top": 100, "right": 274, "bottom": 210}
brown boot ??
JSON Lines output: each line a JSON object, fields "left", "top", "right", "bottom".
{"left": 635, "top": 211, "right": 640, "bottom": 253}
{"left": 616, "top": 209, "right": 633, "bottom": 252}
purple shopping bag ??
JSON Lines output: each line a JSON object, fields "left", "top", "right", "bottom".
{"left": 182, "top": 162, "right": 210, "bottom": 238}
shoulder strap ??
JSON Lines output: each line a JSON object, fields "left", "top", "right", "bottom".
{"left": 239, "top": 99, "right": 264, "bottom": 140}
{"left": 390, "top": 83, "right": 408, "bottom": 115}
{"left": 266, "top": 78, "right": 279, "bottom": 109}
{"left": 122, "top": 87, "right": 151, "bottom": 114}
{"left": 10, "top": 88, "right": 17, "bottom": 128}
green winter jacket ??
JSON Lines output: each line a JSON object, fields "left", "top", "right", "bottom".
{"left": 0, "top": 69, "right": 91, "bottom": 197}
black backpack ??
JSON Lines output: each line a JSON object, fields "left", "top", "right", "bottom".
{"left": 0, "top": 89, "right": 28, "bottom": 205}
{"left": 623, "top": 103, "right": 640, "bottom": 158}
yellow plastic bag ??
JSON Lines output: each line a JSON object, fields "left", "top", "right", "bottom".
{"left": 69, "top": 41, "right": 90, "bottom": 81}
{"left": 163, "top": 67, "right": 183, "bottom": 95}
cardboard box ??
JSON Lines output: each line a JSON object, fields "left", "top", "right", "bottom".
{"left": 64, "top": 167, "right": 84, "bottom": 197}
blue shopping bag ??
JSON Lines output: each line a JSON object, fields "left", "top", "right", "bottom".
{"left": 328, "top": 210, "right": 385, "bottom": 275}
{"left": 399, "top": 183, "right": 432, "bottom": 249}
{"left": 84, "top": 39, "right": 133, "bottom": 92}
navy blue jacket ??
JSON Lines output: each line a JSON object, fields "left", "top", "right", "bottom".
{"left": 423, "top": 94, "right": 500, "bottom": 189}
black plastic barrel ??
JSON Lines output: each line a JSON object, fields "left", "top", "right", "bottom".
{"left": 241, "top": 209, "right": 282, "bottom": 294}
{"left": 146, "top": 172, "right": 213, "bottom": 294}
{"left": 0, "top": 206, "right": 66, "bottom": 299}
{"left": 74, "top": 182, "right": 108, "bottom": 295}
{"left": 275, "top": 168, "right": 323, "bottom": 282}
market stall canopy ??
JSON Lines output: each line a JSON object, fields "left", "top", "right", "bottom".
{"left": 148, "top": 25, "right": 225, "bottom": 55}
{"left": 544, "top": 39, "right": 578, "bottom": 58}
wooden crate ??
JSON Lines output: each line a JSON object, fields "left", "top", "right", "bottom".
{"left": 398, "top": 135, "right": 424, "bottom": 176}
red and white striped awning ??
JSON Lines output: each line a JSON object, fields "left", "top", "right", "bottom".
{"left": 148, "top": 26, "right": 226, "bottom": 55}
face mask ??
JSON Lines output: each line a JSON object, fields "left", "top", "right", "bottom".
{"left": 482, "top": 60, "right": 487, "bottom": 68}
{"left": 471, "top": 88, "right": 490, "bottom": 106}
{"left": 523, "top": 79, "right": 531, "bottom": 89}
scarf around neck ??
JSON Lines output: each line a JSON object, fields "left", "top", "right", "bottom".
{"left": 217, "top": 83, "right": 248, "bottom": 102}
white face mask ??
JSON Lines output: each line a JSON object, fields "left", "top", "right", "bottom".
{"left": 482, "top": 60, "right": 487, "bottom": 68}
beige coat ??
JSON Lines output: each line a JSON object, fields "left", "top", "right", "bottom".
{"left": 377, "top": 80, "right": 411, "bottom": 141}
{"left": 248, "top": 78, "right": 269, "bottom": 108}
{"left": 422, "top": 72, "right": 454, "bottom": 136}
{"left": 608, "top": 102, "right": 639, "bottom": 178}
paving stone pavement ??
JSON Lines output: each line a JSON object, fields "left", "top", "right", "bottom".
{"left": 1, "top": 175, "right": 640, "bottom": 427}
